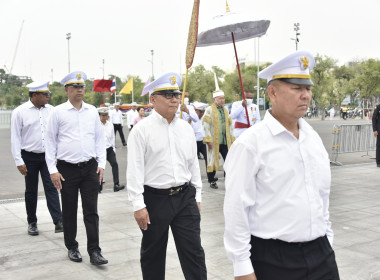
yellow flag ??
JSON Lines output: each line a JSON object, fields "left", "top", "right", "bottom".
{"left": 120, "top": 78, "right": 133, "bottom": 94}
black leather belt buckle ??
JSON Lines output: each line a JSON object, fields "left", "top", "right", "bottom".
{"left": 169, "top": 187, "right": 182, "bottom": 196}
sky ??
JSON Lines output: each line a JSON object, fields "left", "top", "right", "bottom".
{"left": 0, "top": 0, "right": 379, "bottom": 84}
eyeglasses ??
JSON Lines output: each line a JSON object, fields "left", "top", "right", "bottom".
{"left": 67, "top": 84, "right": 86, "bottom": 89}
{"left": 38, "top": 92, "right": 50, "bottom": 96}
{"left": 152, "top": 92, "right": 181, "bottom": 99}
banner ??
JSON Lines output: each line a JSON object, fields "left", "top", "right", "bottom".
{"left": 93, "top": 79, "right": 112, "bottom": 92}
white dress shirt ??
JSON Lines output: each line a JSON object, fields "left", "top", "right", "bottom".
{"left": 223, "top": 110, "right": 333, "bottom": 276}
{"left": 11, "top": 100, "right": 53, "bottom": 166}
{"left": 230, "top": 101, "right": 261, "bottom": 138}
{"left": 191, "top": 115, "right": 204, "bottom": 141}
{"left": 127, "top": 110, "right": 202, "bottom": 211}
{"left": 111, "top": 109, "right": 124, "bottom": 125}
{"left": 101, "top": 120, "right": 115, "bottom": 150}
{"left": 126, "top": 109, "right": 138, "bottom": 128}
{"left": 45, "top": 100, "right": 106, "bottom": 174}
{"left": 180, "top": 105, "right": 198, "bottom": 123}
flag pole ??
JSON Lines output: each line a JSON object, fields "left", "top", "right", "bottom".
{"left": 115, "top": 77, "right": 117, "bottom": 104}
{"left": 231, "top": 31, "right": 250, "bottom": 126}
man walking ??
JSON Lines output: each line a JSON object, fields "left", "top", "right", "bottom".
{"left": 372, "top": 103, "right": 380, "bottom": 167}
{"left": 224, "top": 51, "right": 340, "bottom": 280}
{"left": 110, "top": 102, "right": 127, "bottom": 146}
{"left": 11, "top": 81, "right": 63, "bottom": 235}
{"left": 45, "top": 71, "right": 108, "bottom": 265}
{"left": 127, "top": 72, "right": 207, "bottom": 280}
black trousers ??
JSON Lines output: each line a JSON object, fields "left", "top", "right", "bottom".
{"left": 21, "top": 150, "right": 61, "bottom": 225}
{"left": 376, "top": 134, "right": 380, "bottom": 164}
{"left": 196, "top": 140, "right": 207, "bottom": 169}
{"left": 207, "top": 143, "right": 228, "bottom": 183}
{"left": 106, "top": 147, "right": 119, "bottom": 185}
{"left": 113, "top": 123, "right": 126, "bottom": 145}
{"left": 250, "top": 235, "right": 340, "bottom": 280}
{"left": 57, "top": 158, "right": 101, "bottom": 254}
{"left": 141, "top": 185, "right": 207, "bottom": 280}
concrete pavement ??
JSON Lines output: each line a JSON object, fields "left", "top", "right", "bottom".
{"left": 1, "top": 163, "right": 380, "bottom": 279}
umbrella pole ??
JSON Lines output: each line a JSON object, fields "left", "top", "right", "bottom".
{"left": 231, "top": 32, "right": 250, "bottom": 126}
{"left": 180, "top": 68, "right": 189, "bottom": 119}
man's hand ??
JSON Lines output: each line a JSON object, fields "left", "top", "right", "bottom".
{"left": 374, "top": 131, "right": 378, "bottom": 137}
{"left": 207, "top": 142, "right": 213, "bottom": 150}
{"left": 51, "top": 172, "right": 65, "bottom": 190}
{"left": 134, "top": 208, "right": 151, "bottom": 230}
{"left": 180, "top": 104, "right": 189, "bottom": 114}
{"left": 235, "top": 273, "right": 257, "bottom": 280}
{"left": 197, "top": 202, "right": 201, "bottom": 212}
{"left": 17, "top": 164, "right": 27, "bottom": 176}
{"left": 242, "top": 99, "right": 247, "bottom": 107}
{"left": 96, "top": 168, "right": 104, "bottom": 185}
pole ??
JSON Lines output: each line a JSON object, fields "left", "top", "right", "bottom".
{"left": 231, "top": 32, "right": 250, "bottom": 126}
{"left": 256, "top": 38, "right": 260, "bottom": 108}
{"left": 151, "top": 50, "right": 154, "bottom": 80}
{"left": 180, "top": 68, "right": 189, "bottom": 119}
{"left": 102, "top": 59, "right": 105, "bottom": 79}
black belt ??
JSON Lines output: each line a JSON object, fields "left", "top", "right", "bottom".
{"left": 144, "top": 182, "right": 190, "bottom": 196}
{"left": 21, "top": 150, "right": 45, "bottom": 155}
{"left": 57, "top": 157, "right": 96, "bottom": 167}
{"left": 251, "top": 235, "right": 325, "bottom": 248}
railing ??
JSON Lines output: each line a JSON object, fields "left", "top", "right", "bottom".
{"left": 331, "top": 123, "right": 376, "bottom": 165}
{"left": 0, "top": 110, "right": 12, "bottom": 129}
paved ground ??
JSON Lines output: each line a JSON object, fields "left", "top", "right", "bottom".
{"left": 1, "top": 119, "right": 380, "bottom": 279}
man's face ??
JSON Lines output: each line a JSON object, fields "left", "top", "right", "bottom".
{"left": 214, "top": 96, "right": 225, "bottom": 107}
{"left": 132, "top": 106, "right": 137, "bottom": 111}
{"left": 150, "top": 93, "right": 180, "bottom": 119}
{"left": 65, "top": 84, "right": 85, "bottom": 103}
{"left": 114, "top": 105, "right": 120, "bottom": 111}
{"left": 268, "top": 80, "right": 312, "bottom": 121}
{"left": 33, "top": 92, "right": 50, "bottom": 107}
{"left": 245, "top": 92, "right": 254, "bottom": 99}
{"left": 195, "top": 109, "right": 204, "bottom": 119}
{"left": 99, "top": 114, "right": 108, "bottom": 124}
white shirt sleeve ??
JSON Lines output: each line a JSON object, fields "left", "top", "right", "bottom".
{"left": 230, "top": 102, "right": 244, "bottom": 120}
{"left": 224, "top": 140, "right": 258, "bottom": 276}
{"left": 94, "top": 112, "right": 106, "bottom": 169}
{"left": 10, "top": 108, "right": 24, "bottom": 166}
{"left": 45, "top": 108, "right": 59, "bottom": 174}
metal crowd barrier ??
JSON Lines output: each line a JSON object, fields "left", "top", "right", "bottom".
{"left": 331, "top": 123, "right": 376, "bottom": 165}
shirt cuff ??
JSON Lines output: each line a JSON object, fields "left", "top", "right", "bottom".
{"left": 49, "top": 166, "right": 59, "bottom": 174}
{"left": 132, "top": 198, "right": 146, "bottom": 212}
{"left": 233, "top": 259, "right": 254, "bottom": 277}
{"left": 15, "top": 158, "right": 25, "bottom": 166}
{"left": 97, "top": 162, "right": 106, "bottom": 170}
{"left": 195, "top": 189, "right": 202, "bottom": 203}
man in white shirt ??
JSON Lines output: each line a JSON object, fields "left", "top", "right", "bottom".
{"left": 98, "top": 108, "right": 125, "bottom": 193}
{"left": 110, "top": 102, "right": 127, "bottom": 146}
{"left": 230, "top": 90, "right": 261, "bottom": 138}
{"left": 126, "top": 102, "right": 139, "bottom": 130}
{"left": 127, "top": 72, "right": 206, "bottom": 280}
{"left": 224, "top": 51, "right": 340, "bottom": 280}
{"left": 11, "top": 81, "right": 62, "bottom": 236}
{"left": 45, "top": 71, "right": 108, "bottom": 266}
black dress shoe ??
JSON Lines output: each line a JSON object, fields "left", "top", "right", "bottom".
{"left": 55, "top": 220, "right": 63, "bottom": 233}
{"left": 90, "top": 250, "right": 108, "bottom": 266}
{"left": 68, "top": 248, "right": 82, "bottom": 262}
{"left": 28, "top": 222, "right": 39, "bottom": 236}
{"left": 210, "top": 182, "right": 218, "bottom": 189}
{"left": 114, "top": 184, "right": 125, "bottom": 192}
{"left": 377, "top": 164, "right": 380, "bottom": 167}
{"left": 123, "top": 143, "right": 127, "bottom": 146}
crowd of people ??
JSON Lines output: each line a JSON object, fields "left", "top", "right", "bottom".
{"left": 10, "top": 51, "right": 340, "bottom": 279}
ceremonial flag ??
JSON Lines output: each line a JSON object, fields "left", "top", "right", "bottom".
{"left": 110, "top": 78, "right": 116, "bottom": 92}
{"left": 120, "top": 78, "right": 133, "bottom": 95}
{"left": 93, "top": 79, "right": 112, "bottom": 92}
{"left": 141, "top": 77, "right": 151, "bottom": 96}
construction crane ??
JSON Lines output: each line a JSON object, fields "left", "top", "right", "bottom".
{"left": 9, "top": 20, "right": 24, "bottom": 75}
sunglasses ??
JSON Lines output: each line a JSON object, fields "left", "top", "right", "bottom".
{"left": 152, "top": 92, "right": 181, "bottom": 99}
{"left": 67, "top": 84, "right": 86, "bottom": 89}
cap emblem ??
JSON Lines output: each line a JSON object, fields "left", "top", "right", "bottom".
{"left": 169, "top": 76, "right": 176, "bottom": 85}
{"left": 76, "top": 73, "right": 82, "bottom": 80}
{"left": 299, "top": 56, "right": 309, "bottom": 70}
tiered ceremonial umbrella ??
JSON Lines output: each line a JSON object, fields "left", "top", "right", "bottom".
{"left": 197, "top": 2, "right": 270, "bottom": 125}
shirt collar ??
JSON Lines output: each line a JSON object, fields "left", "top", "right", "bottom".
{"left": 152, "top": 110, "right": 178, "bottom": 125}
{"left": 64, "top": 100, "right": 89, "bottom": 111}
{"left": 264, "top": 110, "right": 313, "bottom": 137}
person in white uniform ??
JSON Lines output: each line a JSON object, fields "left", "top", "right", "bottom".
{"left": 11, "top": 81, "right": 63, "bottom": 236}
{"left": 223, "top": 51, "right": 340, "bottom": 280}
{"left": 98, "top": 108, "right": 125, "bottom": 193}
{"left": 127, "top": 72, "right": 206, "bottom": 280}
{"left": 110, "top": 102, "right": 127, "bottom": 146}
{"left": 230, "top": 90, "right": 261, "bottom": 138}
{"left": 45, "top": 71, "right": 108, "bottom": 266}
{"left": 127, "top": 102, "right": 139, "bottom": 130}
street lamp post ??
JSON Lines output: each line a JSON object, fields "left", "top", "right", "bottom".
{"left": 66, "top": 33, "right": 71, "bottom": 73}
{"left": 254, "top": 86, "right": 265, "bottom": 110}
{"left": 150, "top": 50, "right": 154, "bottom": 80}
{"left": 290, "top": 23, "right": 300, "bottom": 51}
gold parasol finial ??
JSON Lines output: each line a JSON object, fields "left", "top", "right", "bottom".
{"left": 226, "top": 0, "right": 230, "bottom": 12}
